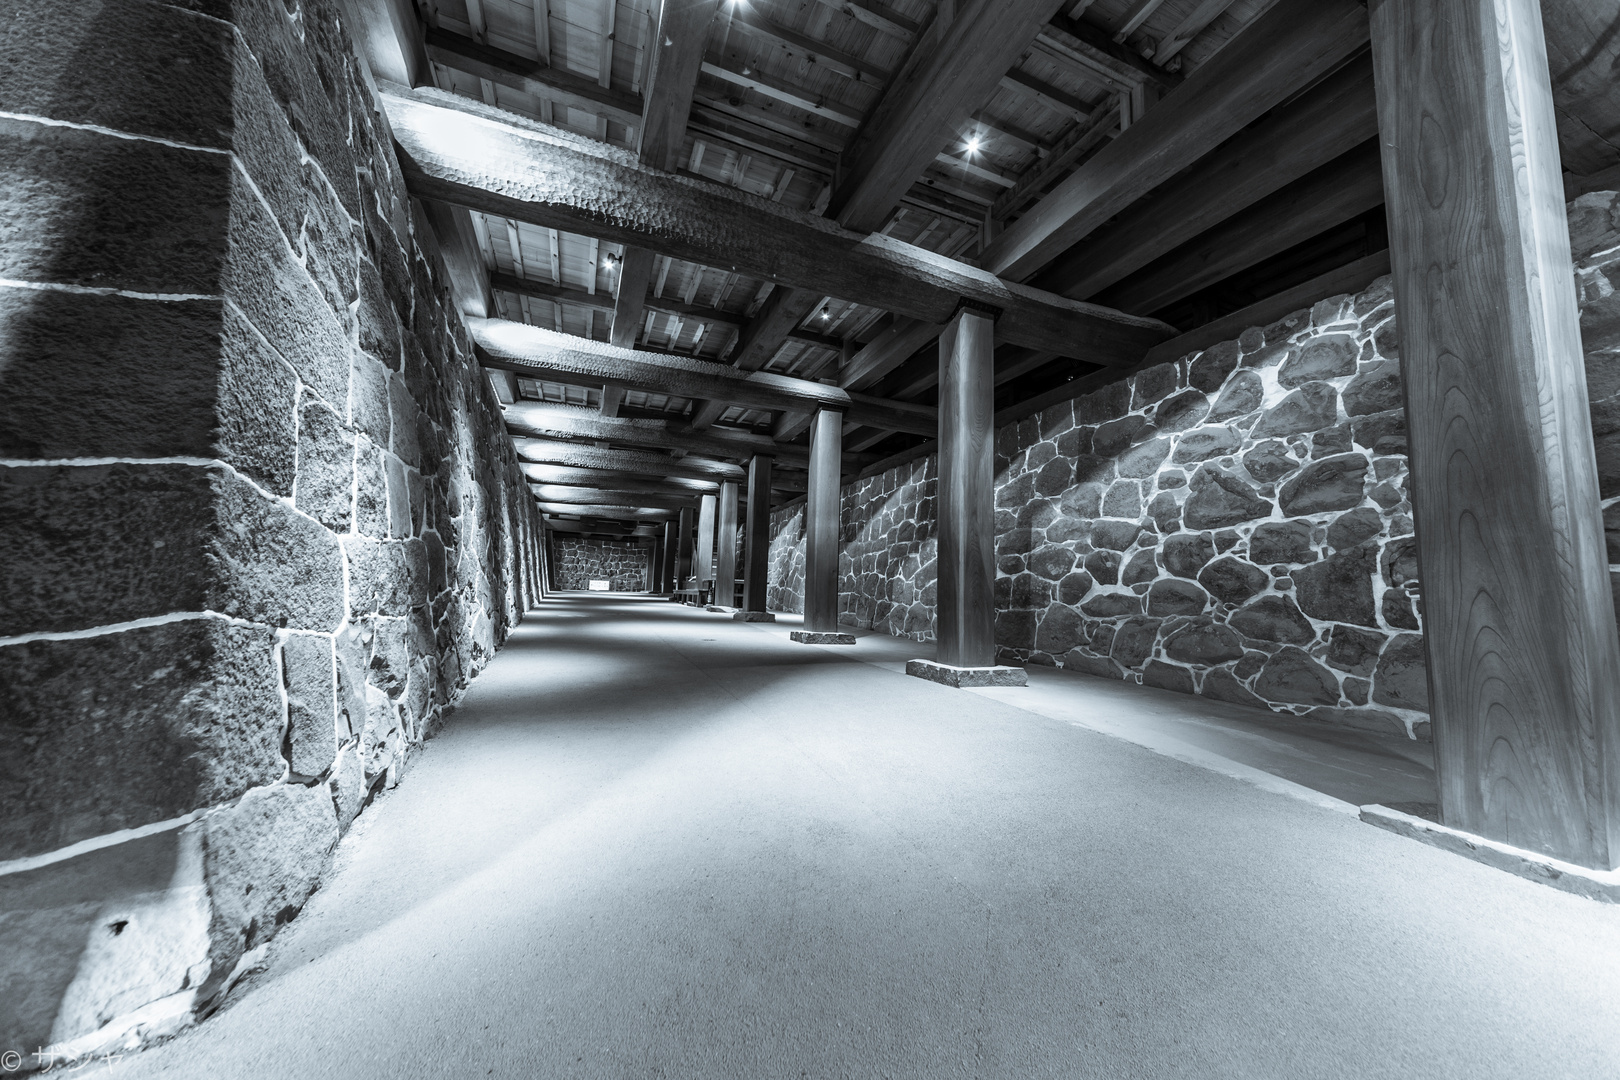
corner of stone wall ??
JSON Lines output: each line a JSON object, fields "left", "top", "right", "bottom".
{"left": 0, "top": 0, "right": 543, "bottom": 1064}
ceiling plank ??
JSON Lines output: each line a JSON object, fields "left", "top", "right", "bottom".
{"left": 1034, "top": 54, "right": 1378, "bottom": 300}
{"left": 1152, "top": 0, "right": 1237, "bottom": 65}
{"left": 982, "top": 0, "right": 1371, "bottom": 281}
{"left": 422, "top": 25, "right": 644, "bottom": 128}
{"left": 384, "top": 84, "right": 1175, "bottom": 361}
{"left": 473, "top": 317, "right": 940, "bottom": 434}
{"left": 1042, "top": 11, "right": 1181, "bottom": 90}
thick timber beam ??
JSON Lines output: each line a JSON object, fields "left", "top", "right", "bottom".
{"left": 1034, "top": 55, "right": 1380, "bottom": 301}
{"left": 521, "top": 464, "right": 719, "bottom": 493}
{"left": 743, "top": 455, "right": 772, "bottom": 613}
{"left": 728, "top": 0, "right": 1067, "bottom": 376}
{"left": 511, "top": 438, "right": 745, "bottom": 481}
{"left": 676, "top": 506, "right": 696, "bottom": 583}
{"left": 1103, "top": 140, "right": 1386, "bottom": 316}
{"left": 471, "top": 317, "right": 939, "bottom": 435}
{"left": 661, "top": 520, "right": 678, "bottom": 592}
{"left": 1371, "top": 0, "right": 1620, "bottom": 868}
{"left": 982, "top": 0, "right": 1371, "bottom": 282}
{"left": 527, "top": 481, "right": 707, "bottom": 506}
{"left": 504, "top": 402, "right": 813, "bottom": 467}
{"left": 535, "top": 500, "right": 678, "bottom": 519}
{"left": 381, "top": 84, "right": 1175, "bottom": 362}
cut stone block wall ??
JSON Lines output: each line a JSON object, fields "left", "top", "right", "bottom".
{"left": 550, "top": 537, "right": 650, "bottom": 591}
{"left": 769, "top": 195, "right": 1620, "bottom": 743}
{"left": 0, "top": 0, "right": 543, "bottom": 1060}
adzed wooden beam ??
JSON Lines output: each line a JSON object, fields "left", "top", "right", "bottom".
{"left": 522, "top": 465, "right": 720, "bottom": 493}
{"left": 383, "top": 83, "right": 1174, "bottom": 361}
{"left": 982, "top": 0, "right": 1371, "bottom": 281}
{"left": 472, "top": 317, "right": 938, "bottom": 435}
{"left": 512, "top": 437, "right": 746, "bottom": 480}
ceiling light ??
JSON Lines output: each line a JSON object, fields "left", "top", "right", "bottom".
{"left": 965, "top": 136, "right": 981, "bottom": 155}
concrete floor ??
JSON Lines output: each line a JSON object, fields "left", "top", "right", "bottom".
{"left": 73, "top": 594, "right": 1620, "bottom": 1078}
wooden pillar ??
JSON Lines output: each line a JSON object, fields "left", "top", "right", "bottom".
{"left": 648, "top": 537, "right": 663, "bottom": 593}
{"left": 715, "top": 480, "right": 739, "bottom": 607}
{"left": 1371, "top": 0, "right": 1620, "bottom": 867}
{"left": 675, "top": 506, "right": 695, "bottom": 586}
{"left": 695, "top": 493, "right": 717, "bottom": 592}
{"left": 804, "top": 408, "right": 843, "bottom": 633}
{"left": 936, "top": 306, "right": 998, "bottom": 668}
{"left": 661, "top": 520, "right": 678, "bottom": 595}
{"left": 743, "top": 455, "right": 773, "bottom": 612}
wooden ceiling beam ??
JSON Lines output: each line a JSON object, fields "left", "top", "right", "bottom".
{"left": 534, "top": 500, "right": 680, "bottom": 518}
{"left": 512, "top": 437, "right": 746, "bottom": 481}
{"left": 1103, "top": 139, "right": 1385, "bottom": 316}
{"left": 383, "top": 84, "right": 1174, "bottom": 361}
{"left": 474, "top": 317, "right": 939, "bottom": 434}
{"left": 725, "top": 4, "right": 890, "bottom": 83}
{"left": 530, "top": 483, "right": 702, "bottom": 508}
{"left": 1033, "top": 54, "right": 1378, "bottom": 300}
{"left": 422, "top": 25, "right": 644, "bottom": 128}
{"left": 506, "top": 402, "right": 816, "bottom": 466}
{"left": 1042, "top": 12, "right": 1181, "bottom": 90}
{"left": 983, "top": 0, "right": 1371, "bottom": 281}
{"left": 1151, "top": 0, "right": 1237, "bottom": 65}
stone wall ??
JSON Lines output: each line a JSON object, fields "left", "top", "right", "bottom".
{"left": 550, "top": 536, "right": 650, "bottom": 591}
{"left": 768, "top": 196, "right": 1620, "bottom": 743}
{"left": 0, "top": 0, "right": 543, "bottom": 1061}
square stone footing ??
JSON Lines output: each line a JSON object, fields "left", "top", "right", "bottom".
{"left": 790, "top": 631, "right": 856, "bottom": 644}
{"left": 1360, "top": 804, "right": 1620, "bottom": 903}
{"left": 731, "top": 611, "right": 775, "bottom": 622}
{"left": 906, "top": 659, "right": 1028, "bottom": 688}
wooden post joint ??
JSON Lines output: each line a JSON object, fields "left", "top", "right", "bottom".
{"left": 953, "top": 297, "right": 1003, "bottom": 322}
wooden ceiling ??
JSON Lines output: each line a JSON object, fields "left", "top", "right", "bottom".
{"left": 355, "top": 0, "right": 1620, "bottom": 534}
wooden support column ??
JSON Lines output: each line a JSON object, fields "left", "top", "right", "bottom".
{"left": 935, "top": 306, "right": 997, "bottom": 667}
{"left": 661, "top": 519, "right": 679, "bottom": 595}
{"left": 715, "top": 480, "right": 739, "bottom": 607}
{"left": 676, "top": 506, "right": 695, "bottom": 587}
{"left": 648, "top": 536, "right": 664, "bottom": 593}
{"left": 1371, "top": 0, "right": 1620, "bottom": 867}
{"left": 799, "top": 408, "right": 847, "bottom": 638}
{"left": 695, "top": 493, "right": 717, "bottom": 593}
{"left": 743, "top": 455, "right": 773, "bottom": 613}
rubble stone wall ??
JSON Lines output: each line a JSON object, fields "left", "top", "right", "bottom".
{"left": 768, "top": 194, "right": 1620, "bottom": 743}
{"left": 0, "top": 0, "right": 543, "bottom": 1059}
{"left": 550, "top": 537, "right": 650, "bottom": 591}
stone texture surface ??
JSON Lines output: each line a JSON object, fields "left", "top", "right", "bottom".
{"left": 550, "top": 537, "right": 651, "bottom": 591}
{"left": 905, "top": 659, "right": 1028, "bottom": 687}
{"left": 0, "top": 0, "right": 548, "bottom": 1053}
{"left": 770, "top": 275, "right": 1439, "bottom": 738}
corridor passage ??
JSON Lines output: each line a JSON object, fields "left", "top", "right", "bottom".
{"left": 80, "top": 595, "right": 1620, "bottom": 1079}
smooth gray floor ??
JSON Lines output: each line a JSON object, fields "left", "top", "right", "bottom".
{"left": 75, "top": 594, "right": 1620, "bottom": 1078}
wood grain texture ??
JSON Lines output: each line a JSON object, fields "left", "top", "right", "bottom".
{"left": 422, "top": 26, "right": 644, "bottom": 128}
{"left": 804, "top": 409, "right": 843, "bottom": 632}
{"left": 382, "top": 85, "right": 1174, "bottom": 362}
{"left": 743, "top": 455, "right": 773, "bottom": 612}
{"left": 1103, "top": 139, "right": 1386, "bottom": 316}
{"left": 1035, "top": 56, "right": 1379, "bottom": 301}
{"left": 716, "top": 480, "right": 740, "bottom": 603}
{"left": 982, "top": 0, "right": 1371, "bottom": 282}
{"left": 504, "top": 402, "right": 815, "bottom": 467}
{"left": 610, "top": 246, "right": 658, "bottom": 349}
{"left": 935, "top": 309, "right": 997, "bottom": 667}
{"left": 676, "top": 506, "right": 695, "bottom": 583}
{"left": 470, "top": 317, "right": 938, "bottom": 435}
{"left": 831, "top": 0, "right": 1068, "bottom": 234}
{"left": 839, "top": 318, "right": 948, "bottom": 391}
{"left": 511, "top": 438, "right": 745, "bottom": 481}
{"left": 695, "top": 492, "right": 717, "bottom": 584}
{"left": 639, "top": 0, "right": 722, "bottom": 171}
{"left": 1371, "top": 0, "right": 1620, "bottom": 868}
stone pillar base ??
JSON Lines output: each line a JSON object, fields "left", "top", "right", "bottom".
{"left": 906, "top": 659, "right": 1028, "bottom": 688}
{"left": 732, "top": 611, "right": 775, "bottom": 622}
{"left": 1359, "top": 804, "right": 1620, "bottom": 903}
{"left": 791, "top": 630, "right": 856, "bottom": 644}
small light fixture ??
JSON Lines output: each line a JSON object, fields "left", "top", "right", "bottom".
{"left": 964, "top": 135, "right": 981, "bottom": 155}
{"left": 602, "top": 252, "right": 620, "bottom": 270}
